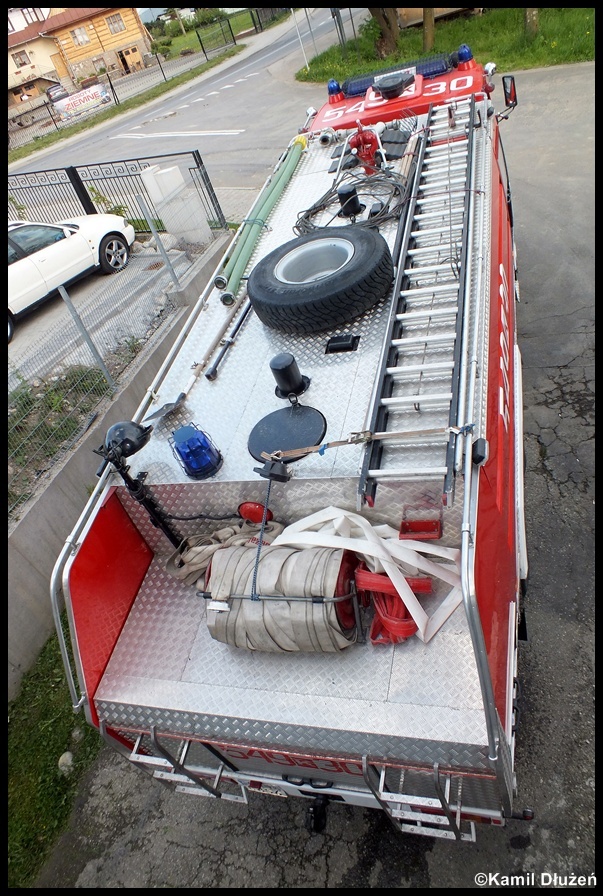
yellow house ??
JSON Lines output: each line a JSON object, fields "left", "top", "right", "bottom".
{"left": 40, "top": 7, "right": 153, "bottom": 85}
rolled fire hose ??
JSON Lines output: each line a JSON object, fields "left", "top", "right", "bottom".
{"left": 215, "top": 135, "right": 307, "bottom": 303}
{"left": 206, "top": 544, "right": 357, "bottom": 653}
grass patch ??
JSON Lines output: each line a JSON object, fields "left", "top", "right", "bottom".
{"left": 8, "top": 366, "right": 113, "bottom": 517}
{"left": 297, "top": 7, "right": 595, "bottom": 85}
{"left": 8, "top": 629, "right": 103, "bottom": 888}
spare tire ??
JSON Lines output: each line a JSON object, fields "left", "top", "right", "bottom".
{"left": 247, "top": 226, "right": 394, "bottom": 335}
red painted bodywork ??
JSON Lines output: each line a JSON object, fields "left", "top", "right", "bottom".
{"left": 310, "top": 57, "right": 490, "bottom": 133}
{"left": 68, "top": 488, "right": 153, "bottom": 726}
{"left": 475, "top": 120, "right": 519, "bottom": 727}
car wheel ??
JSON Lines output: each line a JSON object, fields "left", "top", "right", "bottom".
{"left": 98, "top": 233, "right": 130, "bottom": 273}
{"left": 8, "top": 313, "right": 15, "bottom": 344}
{"left": 246, "top": 226, "right": 394, "bottom": 335}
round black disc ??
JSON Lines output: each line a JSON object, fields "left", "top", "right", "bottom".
{"left": 247, "top": 404, "right": 327, "bottom": 463}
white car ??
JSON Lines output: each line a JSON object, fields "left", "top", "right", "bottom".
{"left": 8, "top": 213, "right": 136, "bottom": 343}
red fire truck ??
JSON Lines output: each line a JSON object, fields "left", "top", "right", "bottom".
{"left": 51, "top": 44, "right": 532, "bottom": 841}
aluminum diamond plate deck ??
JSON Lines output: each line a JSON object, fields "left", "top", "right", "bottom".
{"left": 127, "top": 131, "right": 468, "bottom": 496}
{"left": 94, "top": 549, "right": 489, "bottom": 767}
{"left": 91, "top": 108, "right": 496, "bottom": 770}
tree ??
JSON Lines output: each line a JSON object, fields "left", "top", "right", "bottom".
{"left": 423, "top": 8, "right": 435, "bottom": 52}
{"left": 367, "top": 8, "right": 400, "bottom": 58}
{"left": 165, "top": 7, "right": 187, "bottom": 36}
{"left": 524, "top": 8, "right": 539, "bottom": 37}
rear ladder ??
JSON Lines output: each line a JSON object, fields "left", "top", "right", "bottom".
{"left": 362, "top": 757, "right": 477, "bottom": 842}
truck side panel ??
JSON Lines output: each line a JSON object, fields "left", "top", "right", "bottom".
{"left": 66, "top": 488, "right": 153, "bottom": 725}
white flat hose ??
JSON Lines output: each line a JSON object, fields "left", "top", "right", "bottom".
{"left": 271, "top": 507, "right": 462, "bottom": 643}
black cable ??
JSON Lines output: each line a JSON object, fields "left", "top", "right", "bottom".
{"left": 293, "top": 168, "right": 411, "bottom": 236}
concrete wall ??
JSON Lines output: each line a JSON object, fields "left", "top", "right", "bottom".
{"left": 8, "top": 234, "right": 230, "bottom": 702}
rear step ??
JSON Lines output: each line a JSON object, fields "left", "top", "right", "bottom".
{"left": 122, "top": 726, "right": 249, "bottom": 803}
{"left": 362, "top": 757, "right": 477, "bottom": 842}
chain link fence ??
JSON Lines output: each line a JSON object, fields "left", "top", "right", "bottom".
{"left": 8, "top": 234, "right": 185, "bottom": 523}
{"left": 7, "top": 167, "right": 253, "bottom": 525}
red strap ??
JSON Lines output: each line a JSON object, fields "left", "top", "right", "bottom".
{"left": 355, "top": 567, "right": 431, "bottom": 595}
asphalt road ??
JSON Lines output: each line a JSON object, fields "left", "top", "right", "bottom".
{"left": 9, "top": 9, "right": 368, "bottom": 180}
{"left": 30, "top": 41, "right": 595, "bottom": 894}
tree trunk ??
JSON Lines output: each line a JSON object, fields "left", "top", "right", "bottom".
{"left": 524, "top": 8, "right": 539, "bottom": 38}
{"left": 367, "top": 8, "right": 400, "bottom": 58}
{"left": 423, "top": 9, "right": 435, "bottom": 52}
{"left": 174, "top": 9, "right": 187, "bottom": 36}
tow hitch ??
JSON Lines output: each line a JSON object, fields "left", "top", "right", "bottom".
{"left": 306, "top": 795, "right": 329, "bottom": 833}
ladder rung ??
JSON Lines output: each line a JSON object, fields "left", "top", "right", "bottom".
{"left": 400, "top": 283, "right": 460, "bottom": 298}
{"left": 404, "top": 262, "right": 461, "bottom": 277}
{"left": 396, "top": 308, "right": 457, "bottom": 322}
{"left": 386, "top": 361, "right": 454, "bottom": 377}
{"left": 368, "top": 466, "right": 448, "bottom": 479}
{"left": 391, "top": 333, "right": 456, "bottom": 348}
{"left": 422, "top": 162, "right": 467, "bottom": 177}
{"left": 426, "top": 140, "right": 469, "bottom": 154}
{"left": 406, "top": 246, "right": 461, "bottom": 259}
{"left": 380, "top": 391, "right": 452, "bottom": 407}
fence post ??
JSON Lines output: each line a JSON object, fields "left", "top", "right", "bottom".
{"left": 57, "top": 286, "right": 116, "bottom": 389}
{"left": 105, "top": 72, "right": 120, "bottom": 106}
{"left": 192, "top": 150, "right": 228, "bottom": 230}
{"left": 135, "top": 193, "right": 181, "bottom": 289}
{"left": 154, "top": 53, "right": 168, "bottom": 82}
{"left": 65, "top": 167, "right": 97, "bottom": 214}
{"left": 224, "top": 18, "right": 236, "bottom": 44}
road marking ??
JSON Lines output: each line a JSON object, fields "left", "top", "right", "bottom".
{"left": 110, "top": 130, "right": 245, "bottom": 139}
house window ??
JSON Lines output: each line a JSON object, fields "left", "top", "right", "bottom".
{"left": 71, "top": 26, "right": 90, "bottom": 47}
{"left": 8, "top": 18, "right": 15, "bottom": 33}
{"left": 12, "top": 51, "right": 31, "bottom": 67}
{"left": 21, "top": 8, "right": 44, "bottom": 26}
{"left": 92, "top": 56, "right": 107, "bottom": 74}
{"left": 106, "top": 13, "right": 126, "bottom": 35}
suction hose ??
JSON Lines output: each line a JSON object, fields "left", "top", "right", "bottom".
{"left": 215, "top": 135, "right": 307, "bottom": 303}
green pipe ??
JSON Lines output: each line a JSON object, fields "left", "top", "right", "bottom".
{"left": 220, "top": 138, "right": 305, "bottom": 289}
{"left": 214, "top": 141, "right": 302, "bottom": 289}
{"left": 217, "top": 136, "right": 306, "bottom": 301}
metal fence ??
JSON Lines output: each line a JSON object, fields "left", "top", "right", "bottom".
{"left": 8, "top": 150, "right": 238, "bottom": 524}
{"left": 8, "top": 149, "right": 227, "bottom": 229}
{"left": 8, "top": 252, "right": 180, "bottom": 523}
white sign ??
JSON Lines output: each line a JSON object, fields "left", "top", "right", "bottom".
{"left": 53, "top": 84, "right": 112, "bottom": 120}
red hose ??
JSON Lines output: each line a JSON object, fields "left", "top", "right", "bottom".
{"left": 355, "top": 566, "right": 430, "bottom": 644}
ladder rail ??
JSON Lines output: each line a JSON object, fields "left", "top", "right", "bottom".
{"left": 442, "top": 96, "right": 478, "bottom": 502}
{"left": 357, "top": 99, "right": 477, "bottom": 506}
